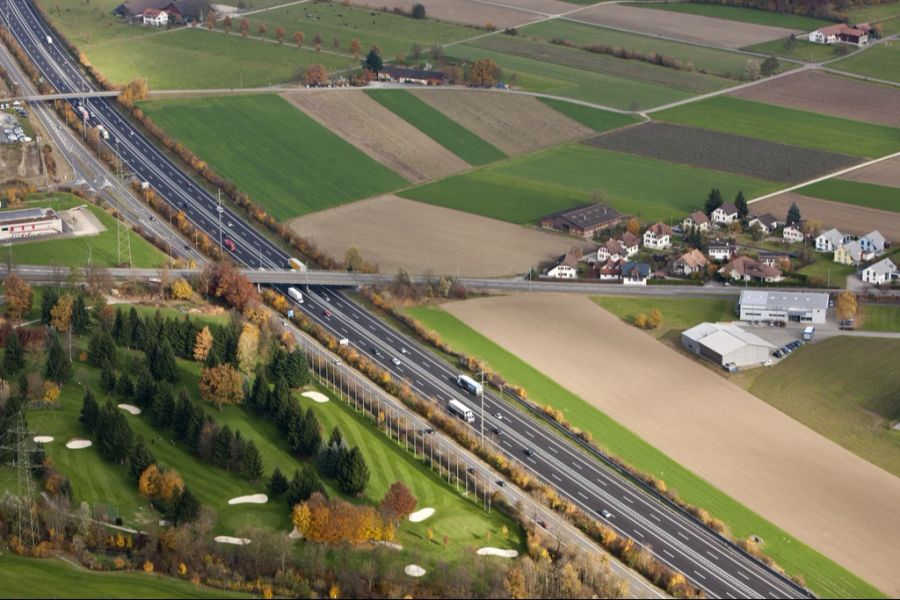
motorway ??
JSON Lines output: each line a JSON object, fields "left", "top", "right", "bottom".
{"left": 4, "top": 2, "right": 810, "bottom": 597}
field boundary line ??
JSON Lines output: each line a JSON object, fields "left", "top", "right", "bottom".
{"left": 747, "top": 150, "right": 900, "bottom": 205}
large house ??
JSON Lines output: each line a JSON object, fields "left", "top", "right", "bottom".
{"left": 546, "top": 252, "right": 579, "bottom": 279}
{"left": 541, "top": 203, "right": 625, "bottom": 239}
{"left": 859, "top": 230, "right": 887, "bottom": 255}
{"left": 782, "top": 225, "right": 804, "bottom": 244}
{"left": 683, "top": 211, "right": 710, "bottom": 233}
{"left": 643, "top": 222, "right": 672, "bottom": 250}
{"left": 738, "top": 290, "right": 829, "bottom": 324}
{"left": 711, "top": 203, "right": 739, "bottom": 226}
{"left": 834, "top": 240, "right": 866, "bottom": 265}
{"left": 596, "top": 259, "right": 623, "bottom": 281}
{"left": 748, "top": 213, "right": 778, "bottom": 235}
{"left": 720, "top": 255, "right": 783, "bottom": 283}
{"left": 596, "top": 239, "right": 627, "bottom": 263}
{"left": 707, "top": 240, "right": 737, "bottom": 262}
{"left": 672, "top": 249, "right": 709, "bottom": 276}
{"left": 618, "top": 232, "right": 640, "bottom": 257}
{"left": 809, "top": 23, "right": 869, "bottom": 47}
{"left": 815, "top": 228, "right": 845, "bottom": 253}
{"left": 378, "top": 66, "right": 446, "bottom": 85}
{"left": 861, "top": 257, "right": 897, "bottom": 285}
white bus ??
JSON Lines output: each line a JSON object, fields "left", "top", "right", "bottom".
{"left": 448, "top": 399, "right": 475, "bottom": 423}
{"left": 287, "top": 286, "right": 304, "bottom": 304}
{"left": 456, "top": 374, "right": 483, "bottom": 396}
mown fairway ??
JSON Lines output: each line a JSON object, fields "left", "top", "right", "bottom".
{"left": 0, "top": 553, "right": 246, "bottom": 599}
{"left": 523, "top": 18, "right": 770, "bottom": 77}
{"left": 365, "top": 90, "right": 507, "bottom": 165}
{"left": 84, "top": 28, "right": 355, "bottom": 89}
{"left": 831, "top": 42, "right": 900, "bottom": 84}
{"left": 139, "top": 95, "right": 406, "bottom": 221}
{"left": 248, "top": 1, "right": 479, "bottom": 59}
{"left": 536, "top": 97, "right": 640, "bottom": 132}
{"left": 401, "top": 144, "right": 776, "bottom": 223}
{"left": 797, "top": 179, "right": 900, "bottom": 213}
{"left": 628, "top": 2, "right": 829, "bottom": 29}
{"left": 404, "top": 305, "right": 882, "bottom": 599}
{"left": 4, "top": 194, "right": 167, "bottom": 268}
{"left": 735, "top": 337, "right": 900, "bottom": 478}
{"left": 654, "top": 96, "right": 900, "bottom": 157}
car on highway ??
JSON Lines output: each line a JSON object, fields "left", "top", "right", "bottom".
{"left": 391, "top": 357, "right": 401, "bottom": 367}
{"left": 223, "top": 238, "right": 237, "bottom": 252}
{"left": 496, "top": 480, "right": 506, "bottom": 487}
{"left": 495, "top": 412, "right": 502, "bottom": 420}
{"left": 600, "top": 509, "right": 613, "bottom": 519}
{"left": 323, "top": 309, "right": 332, "bottom": 318}
{"left": 523, "top": 448, "right": 534, "bottom": 457}
{"left": 491, "top": 426, "right": 502, "bottom": 436}
{"left": 400, "top": 347, "right": 409, "bottom": 355}
{"left": 371, "top": 347, "right": 380, "bottom": 356}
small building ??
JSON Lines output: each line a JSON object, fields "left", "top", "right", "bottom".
{"left": 142, "top": 7, "right": 168, "bottom": 25}
{"left": 711, "top": 203, "right": 738, "bottom": 226}
{"left": 815, "top": 228, "right": 845, "bottom": 253}
{"left": 545, "top": 251, "right": 579, "bottom": 279}
{"left": 617, "top": 232, "right": 640, "bottom": 257}
{"left": 720, "top": 255, "right": 783, "bottom": 283}
{"left": 378, "top": 66, "right": 447, "bottom": 85}
{"left": 861, "top": 257, "right": 897, "bottom": 285}
{"left": 809, "top": 23, "right": 869, "bottom": 47}
{"left": 621, "top": 261, "right": 650, "bottom": 285}
{"left": 672, "top": 248, "right": 709, "bottom": 276}
{"left": 738, "top": 289, "right": 829, "bottom": 324}
{"left": 541, "top": 203, "right": 625, "bottom": 239}
{"left": 642, "top": 222, "right": 672, "bottom": 250}
{"left": 782, "top": 225, "right": 804, "bottom": 244}
{"left": 707, "top": 240, "right": 737, "bottom": 262}
{"left": 748, "top": 213, "right": 778, "bottom": 235}
{"left": 596, "top": 239, "right": 627, "bottom": 263}
{"left": 682, "top": 322, "right": 775, "bottom": 369}
{"left": 0, "top": 207, "right": 63, "bottom": 241}
{"left": 683, "top": 210, "right": 710, "bottom": 233}
{"left": 859, "top": 230, "right": 887, "bottom": 255}
{"left": 596, "top": 259, "right": 622, "bottom": 280}
{"left": 834, "top": 240, "right": 866, "bottom": 265}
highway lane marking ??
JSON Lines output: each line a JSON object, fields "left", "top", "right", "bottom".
{"left": 595, "top": 478, "right": 608, "bottom": 487}
{"left": 737, "top": 571, "right": 749, "bottom": 581}
{"left": 649, "top": 512, "right": 661, "bottom": 522}
{"left": 692, "top": 570, "right": 707, "bottom": 581}
{"left": 706, "top": 550, "right": 719, "bottom": 561}
{"left": 548, "top": 446, "right": 558, "bottom": 455}
{"left": 632, "top": 528, "right": 644, "bottom": 538}
{"left": 576, "top": 491, "right": 588, "bottom": 500}
{"left": 550, "top": 473, "right": 562, "bottom": 482}
{"left": 661, "top": 549, "right": 675, "bottom": 559}
{"left": 677, "top": 531, "right": 689, "bottom": 541}
{"left": 622, "top": 494, "right": 635, "bottom": 504}
{"left": 725, "top": 593, "right": 737, "bottom": 599}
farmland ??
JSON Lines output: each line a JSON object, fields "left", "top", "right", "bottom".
{"left": 654, "top": 96, "right": 900, "bottom": 158}
{"left": 627, "top": 2, "right": 830, "bottom": 30}
{"left": 841, "top": 155, "right": 900, "bottom": 188}
{"left": 41, "top": 0, "right": 157, "bottom": 47}
{"left": 734, "top": 337, "right": 900, "bottom": 478}
{"left": 406, "top": 299, "right": 884, "bottom": 598}
{"left": 347, "top": 0, "right": 564, "bottom": 28}
{"left": 401, "top": 143, "right": 777, "bottom": 224}
{"left": 730, "top": 70, "right": 900, "bottom": 128}
{"left": 536, "top": 97, "right": 641, "bottom": 132}
{"left": 82, "top": 28, "right": 355, "bottom": 89}
{"left": 751, "top": 192, "right": 900, "bottom": 241}
{"left": 796, "top": 179, "right": 900, "bottom": 213}
{"left": 585, "top": 121, "right": 857, "bottom": 182}
{"left": 138, "top": 95, "right": 406, "bottom": 221}
{"left": 364, "top": 90, "right": 507, "bottom": 166}
{"left": 523, "top": 17, "right": 785, "bottom": 77}
{"left": 830, "top": 41, "right": 900, "bottom": 84}
{"left": 745, "top": 36, "right": 844, "bottom": 62}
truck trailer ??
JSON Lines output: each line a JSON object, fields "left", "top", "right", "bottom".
{"left": 448, "top": 399, "right": 475, "bottom": 423}
{"left": 287, "top": 287, "right": 304, "bottom": 304}
{"left": 456, "top": 374, "right": 483, "bottom": 397}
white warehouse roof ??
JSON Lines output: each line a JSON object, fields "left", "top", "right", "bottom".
{"left": 683, "top": 322, "right": 774, "bottom": 355}
{"left": 740, "top": 290, "right": 829, "bottom": 311}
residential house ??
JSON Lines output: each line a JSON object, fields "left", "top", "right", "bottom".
{"left": 707, "top": 240, "right": 737, "bottom": 262}
{"left": 596, "top": 259, "right": 623, "bottom": 281}
{"left": 815, "top": 228, "right": 845, "bottom": 253}
{"left": 142, "top": 7, "right": 168, "bottom": 25}
{"left": 683, "top": 211, "right": 710, "bottom": 233}
{"left": 720, "top": 255, "right": 783, "bottom": 283}
{"left": 378, "top": 66, "right": 446, "bottom": 85}
{"left": 618, "top": 232, "right": 640, "bottom": 257}
{"left": 748, "top": 213, "right": 778, "bottom": 235}
{"left": 834, "top": 240, "right": 867, "bottom": 265}
{"left": 643, "top": 222, "right": 672, "bottom": 250}
{"left": 545, "top": 252, "right": 579, "bottom": 279}
{"left": 621, "top": 261, "right": 651, "bottom": 286}
{"left": 541, "top": 203, "right": 625, "bottom": 239}
{"left": 711, "top": 203, "right": 739, "bottom": 226}
{"left": 672, "top": 248, "right": 709, "bottom": 276}
{"left": 783, "top": 225, "right": 804, "bottom": 244}
{"left": 860, "top": 257, "right": 897, "bottom": 285}
{"left": 809, "top": 23, "right": 869, "bottom": 46}
{"left": 859, "top": 230, "right": 887, "bottom": 255}
{"left": 596, "top": 239, "right": 626, "bottom": 263}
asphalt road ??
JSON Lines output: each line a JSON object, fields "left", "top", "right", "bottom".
{"left": 5, "top": 2, "right": 811, "bottom": 596}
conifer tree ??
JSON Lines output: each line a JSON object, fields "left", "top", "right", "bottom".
{"left": 337, "top": 447, "right": 370, "bottom": 496}
{"left": 79, "top": 388, "right": 100, "bottom": 432}
{"left": 267, "top": 466, "right": 289, "bottom": 497}
{"left": 3, "top": 330, "right": 25, "bottom": 375}
{"left": 45, "top": 334, "right": 72, "bottom": 384}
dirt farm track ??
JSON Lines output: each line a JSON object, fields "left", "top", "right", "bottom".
{"left": 445, "top": 295, "right": 900, "bottom": 595}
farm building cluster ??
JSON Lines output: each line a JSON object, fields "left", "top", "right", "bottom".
{"left": 113, "top": 0, "right": 211, "bottom": 25}
{"left": 808, "top": 22, "right": 874, "bottom": 47}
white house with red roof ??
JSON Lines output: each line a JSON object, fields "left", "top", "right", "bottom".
{"left": 142, "top": 7, "right": 169, "bottom": 25}
{"left": 809, "top": 23, "right": 869, "bottom": 46}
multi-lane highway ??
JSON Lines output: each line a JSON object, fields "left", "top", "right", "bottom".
{"left": 4, "top": 3, "right": 811, "bottom": 596}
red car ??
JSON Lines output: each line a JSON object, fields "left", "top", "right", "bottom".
{"left": 323, "top": 309, "right": 333, "bottom": 318}
{"left": 223, "top": 238, "right": 237, "bottom": 252}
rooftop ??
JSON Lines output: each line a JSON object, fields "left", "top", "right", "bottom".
{"left": 0, "top": 207, "right": 59, "bottom": 225}
{"left": 544, "top": 203, "right": 623, "bottom": 229}
{"left": 683, "top": 322, "right": 774, "bottom": 354}
{"left": 740, "top": 290, "right": 829, "bottom": 311}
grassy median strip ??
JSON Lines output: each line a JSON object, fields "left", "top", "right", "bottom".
{"left": 403, "top": 304, "right": 884, "bottom": 598}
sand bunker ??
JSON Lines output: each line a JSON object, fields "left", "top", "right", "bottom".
{"left": 65, "top": 439, "right": 92, "bottom": 449}
{"left": 302, "top": 391, "right": 329, "bottom": 404}
{"left": 227, "top": 493, "right": 268, "bottom": 505}
{"left": 408, "top": 507, "right": 435, "bottom": 523}
{"left": 404, "top": 564, "right": 426, "bottom": 577}
{"left": 118, "top": 404, "right": 141, "bottom": 415}
{"left": 33, "top": 436, "right": 54, "bottom": 443}
{"left": 476, "top": 547, "right": 519, "bottom": 558}
{"left": 214, "top": 536, "right": 251, "bottom": 545}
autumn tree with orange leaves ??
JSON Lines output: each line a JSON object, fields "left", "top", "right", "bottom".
{"left": 466, "top": 58, "right": 501, "bottom": 87}
{"left": 203, "top": 261, "right": 259, "bottom": 312}
{"left": 4, "top": 274, "right": 33, "bottom": 319}
{"left": 380, "top": 481, "right": 417, "bottom": 520}
{"left": 199, "top": 363, "right": 243, "bottom": 408}
{"left": 304, "top": 64, "right": 329, "bottom": 87}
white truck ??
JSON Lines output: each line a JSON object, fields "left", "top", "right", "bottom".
{"left": 803, "top": 326, "right": 815, "bottom": 341}
{"left": 46, "top": 35, "right": 52, "bottom": 44}
{"left": 287, "top": 286, "right": 304, "bottom": 304}
{"left": 456, "top": 374, "right": 483, "bottom": 397}
{"left": 448, "top": 399, "right": 475, "bottom": 423}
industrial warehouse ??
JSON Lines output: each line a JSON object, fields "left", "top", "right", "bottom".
{"left": 681, "top": 322, "right": 775, "bottom": 369}
{"left": 738, "top": 290, "right": 829, "bottom": 324}
{"left": 0, "top": 207, "right": 63, "bottom": 241}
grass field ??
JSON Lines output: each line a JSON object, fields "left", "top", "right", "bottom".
{"left": 745, "top": 37, "right": 845, "bottom": 61}
{"left": 139, "top": 95, "right": 406, "bottom": 221}
{"left": 830, "top": 41, "right": 900, "bottom": 84}
{"left": 524, "top": 18, "right": 778, "bottom": 77}
{"left": 536, "top": 97, "right": 641, "bottom": 132}
{"left": 83, "top": 28, "right": 355, "bottom": 89}
{"left": 797, "top": 257, "right": 856, "bottom": 288}
{"left": 3, "top": 194, "right": 167, "bottom": 268}
{"left": 654, "top": 96, "right": 900, "bottom": 157}
{"left": 0, "top": 553, "right": 246, "bottom": 599}
{"left": 860, "top": 304, "right": 900, "bottom": 332}
{"left": 400, "top": 143, "right": 777, "bottom": 224}
{"left": 44, "top": 0, "right": 157, "bottom": 47}
{"left": 847, "top": 2, "right": 900, "bottom": 23}
{"left": 591, "top": 296, "right": 737, "bottom": 338}
{"left": 627, "top": 2, "right": 829, "bottom": 29}
{"left": 734, "top": 337, "right": 900, "bottom": 478}
{"left": 248, "top": 1, "right": 479, "bottom": 59}
{"left": 403, "top": 304, "right": 881, "bottom": 598}
{"left": 365, "top": 90, "right": 507, "bottom": 165}
{"left": 797, "top": 179, "right": 900, "bottom": 213}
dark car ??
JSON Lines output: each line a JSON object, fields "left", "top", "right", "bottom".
{"left": 523, "top": 448, "right": 534, "bottom": 457}
{"left": 371, "top": 347, "right": 380, "bottom": 356}
{"left": 496, "top": 480, "right": 506, "bottom": 487}
{"left": 492, "top": 426, "right": 502, "bottom": 436}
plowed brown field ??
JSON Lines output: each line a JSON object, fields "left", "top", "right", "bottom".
{"left": 287, "top": 194, "right": 589, "bottom": 277}
{"left": 412, "top": 90, "right": 593, "bottom": 155}
{"left": 445, "top": 294, "right": 900, "bottom": 596}
{"left": 281, "top": 90, "right": 469, "bottom": 183}
{"left": 348, "top": 0, "right": 544, "bottom": 28}
{"left": 752, "top": 191, "right": 900, "bottom": 240}
{"left": 840, "top": 155, "right": 900, "bottom": 188}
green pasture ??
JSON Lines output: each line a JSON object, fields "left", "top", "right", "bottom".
{"left": 798, "top": 179, "right": 900, "bottom": 213}
{"left": 745, "top": 37, "right": 845, "bottom": 62}
{"left": 830, "top": 41, "right": 900, "bottom": 83}
{"left": 860, "top": 303, "right": 900, "bottom": 332}
{"left": 536, "top": 97, "right": 641, "bottom": 132}
{"left": 626, "top": 2, "right": 830, "bottom": 29}
{"left": 592, "top": 296, "right": 737, "bottom": 338}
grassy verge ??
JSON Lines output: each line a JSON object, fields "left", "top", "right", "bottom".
{"left": 536, "top": 97, "right": 641, "bottom": 132}
{"left": 591, "top": 296, "right": 737, "bottom": 338}
{"left": 365, "top": 89, "right": 506, "bottom": 165}
{"left": 402, "top": 304, "right": 883, "bottom": 598}
{"left": 797, "top": 179, "right": 900, "bottom": 213}
{"left": 859, "top": 303, "right": 900, "bottom": 332}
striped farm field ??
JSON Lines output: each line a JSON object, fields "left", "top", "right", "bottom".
{"left": 627, "top": 2, "right": 830, "bottom": 30}
{"left": 796, "top": 179, "right": 900, "bottom": 213}
{"left": 139, "top": 95, "right": 406, "bottom": 221}
{"left": 400, "top": 144, "right": 776, "bottom": 224}
{"left": 536, "top": 97, "right": 642, "bottom": 132}
{"left": 364, "top": 90, "right": 507, "bottom": 166}
{"left": 654, "top": 96, "right": 900, "bottom": 157}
